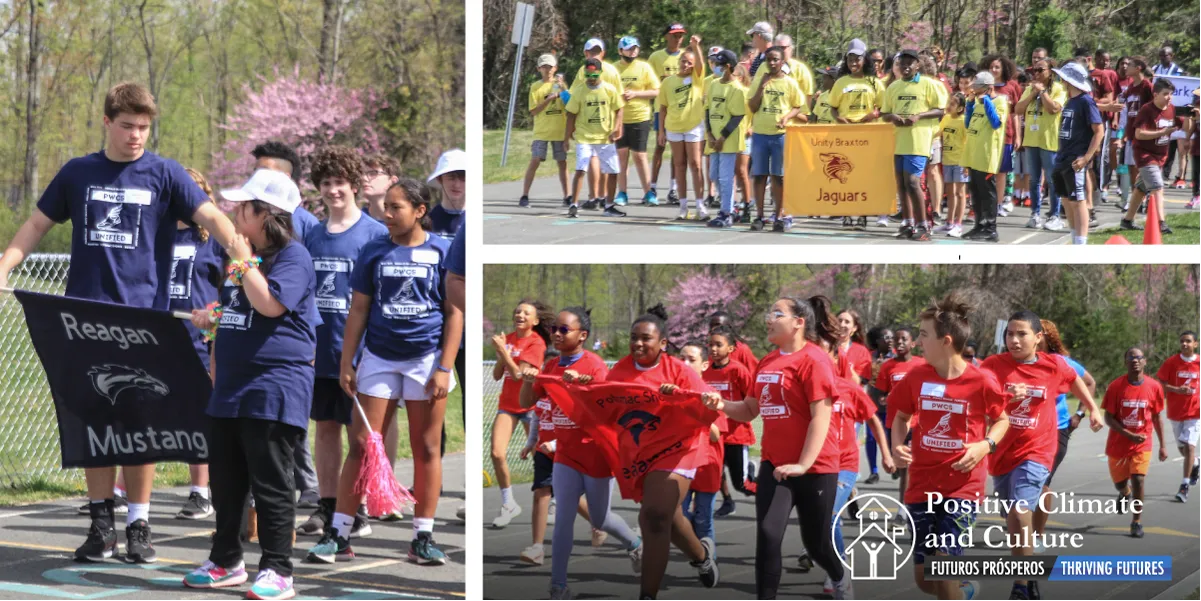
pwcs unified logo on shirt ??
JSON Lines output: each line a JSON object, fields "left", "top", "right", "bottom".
{"left": 313, "top": 257, "right": 353, "bottom": 313}
{"left": 919, "top": 382, "right": 967, "bottom": 452}
{"left": 1007, "top": 386, "right": 1047, "bottom": 429}
{"left": 757, "top": 372, "right": 789, "bottom": 418}
{"left": 84, "top": 187, "right": 152, "bottom": 249}
{"left": 218, "top": 283, "right": 252, "bottom": 331}
{"left": 169, "top": 245, "right": 196, "bottom": 300}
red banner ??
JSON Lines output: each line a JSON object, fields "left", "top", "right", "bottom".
{"left": 536, "top": 377, "right": 718, "bottom": 500}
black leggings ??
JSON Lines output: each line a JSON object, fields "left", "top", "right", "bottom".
{"left": 968, "top": 169, "right": 998, "bottom": 224}
{"left": 1192, "top": 153, "right": 1199, "bottom": 197}
{"left": 723, "top": 444, "right": 754, "bottom": 495}
{"left": 755, "top": 462, "right": 843, "bottom": 598}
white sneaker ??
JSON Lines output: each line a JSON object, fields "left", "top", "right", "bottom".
{"left": 628, "top": 543, "right": 643, "bottom": 574}
{"left": 520, "top": 543, "right": 544, "bottom": 565}
{"left": 547, "top": 500, "right": 556, "bottom": 525}
{"left": 1025, "top": 215, "right": 1042, "bottom": 229}
{"left": 832, "top": 571, "right": 855, "bottom": 599}
{"left": 697, "top": 205, "right": 710, "bottom": 220}
{"left": 491, "top": 502, "right": 522, "bottom": 528}
{"left": 677, "top": 206, "right": 689, "bottom": 220}
{"left": 824, "top": 576, "right": 835, "bottom": 593}
{"left": 947, "top": 224, "right": 964, "bottom": 238}
{"left": 591, "top": 528, "right": 608, "bottom": 547}
{"left": 1002, "top": 197, "right": 1014, "bottom": 212}
{"left": 933, "top": 222, "right": 953, "bottom": 234}
{"left": 875, "top": 215, "right": 890, "bottom": 227}
{"left": 1043, "top": 216, "right": 1064, "bottom": 232}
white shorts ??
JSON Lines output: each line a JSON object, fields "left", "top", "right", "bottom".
{"left": 666, "top": 123, "right": 705, "bottom": 143}
{"left": 666, "top": 467, "right": 697, "bottom": 479}
{"left": 357, "top": 347, "right": 457, "bottom": 403}
{"left": 576, "top": 143, "right": 619, "bottom": 174}
{"left": 1172, "top": 419, "right": 1199, "bottom": 447}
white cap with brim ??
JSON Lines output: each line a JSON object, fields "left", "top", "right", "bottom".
{"left": 537, "top": 54, "right": 557, "bottom": 67}
{"left": 584, "top": 38, "right": 604, "bottom": 52}
{"left": 221, "top": 168, "right": 301, "bottom": 214}
{"left": 1052, "top": 62, "right": 1092, "bottom": 93}
{"left": 428, "top": 149, "right": 467, "bottom": 184}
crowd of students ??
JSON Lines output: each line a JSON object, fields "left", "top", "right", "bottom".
{"left": 488, "top": 293, "right": 1200, "bottom": 600}
{"left": 0, "top": 82, "right": 468, "bottom": 601}
{"left": 516, "top": 24, "right": 1199, "bottom": 243}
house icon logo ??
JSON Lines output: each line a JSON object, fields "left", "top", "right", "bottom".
{"left": 834, "top": 492, "right": 915, "bottom": 580}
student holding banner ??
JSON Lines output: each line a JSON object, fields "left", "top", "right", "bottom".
{"left": 0, "top": 82, "right": 236, "bottom": 564}
{"left": 829, "top": 39, "right": 886, "bottom": 229}
{"left": 881, "top": 49, "right": 946, "bottom": 242}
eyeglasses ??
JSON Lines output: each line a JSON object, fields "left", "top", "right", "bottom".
{"left": 552, "top": 325, "right": 580, "bottom": 335}
{"left": 364, "top": 170, "right": 389, "bottom": 178}
{"left": 1127, "top": 355, "right": 1146, "bottom": 361}
{"left": 764, "top": 310, "right": 792, "bottom": 323}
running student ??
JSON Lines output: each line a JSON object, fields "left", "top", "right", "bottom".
{"left": 829, "top": 38, "right": 886, "bottom": 228}
{"left": 1014, "top": 58, "right": 1067, "bottom": 232}
{"left": 890, "top": 294, "right": 1009, "bottom": 601}
{"left": 962, "top": 70, "right": 1008, "bottom": 242}
{"left": 979, "top": 311, "right": 1101, "bottom": 601}
{"left": 704, "top": 49, "right": 749, "bottom": 228}
{"left": 1102, "top": 347, "right": 1169, "bottom": 538}
{"left": 490, "top": 300, "right": 552, "bottom": 528}
{"left": 937, "top": 92, "right": 969, "bottom": 237}
{"left": 709, "top": 310, "right": 759, "bottom": 373}
{"left": 519, "top": 55, "right": 569, "bottom": 209}
{"left": 882, "top": 49, "right": 946, "bottom": 242}
{"left": 705, "top": 325, "right": 755, "bottom": 518}
{"left": 564, "top": 57, "right": 625, "bottom": 218}
{"left": 747, "top": 45, "right": 806, "bottom": 233}
{"left": 183, "top": 169, "right": 319, "bottom": 600}
{"left": 518, "top": 306, "right": 643, "bottom": 599}
{"left": 870, "top": 326, "right": 925, "bottom": 495}
{"left": 298, "top": 147, "right": 389, "bottom": 540}
{"left": 314, "top": 178, "right": 462, "bottom": 565}
{"left": 1156, "top": 331, "right": 1199, "bottom": 502}
{"left": 678, "top": 341, "right": 725, "bottom": 546}
{"left": 704, "top": 296, "right": 852, "bottom": 599}
{"left": 648, "top": 23, "right": 688, "bottom": 205}
{"left": 658, "top": 34, "right": 708, "bottom": 221}
{"left": 1123, "top": 78, "right": 1180, "bottom": 235}
{"left": 613, "top": 37, "right": 661, "bottom": 207}
{"left": 1050, "top": 61, "right": 1103, "bottom": 245}
{"left": 836, "top": 308, "right": 872, "bottom": 385}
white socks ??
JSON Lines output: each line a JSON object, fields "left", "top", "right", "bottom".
{"left": 332, "top": 512, "right": 355, "bottom": 539}
{"left": 1073, "top": 236, "right": 1087, "bottom": 245}
{"left": 191, "top": 485, "right": 210, "bottom": 499}
{"left": 500, "top": 487, "right": 514, "bottom": 506}
{"left": 413, "top": 517, "right": 435, "bottom": 536}
{"left": 127, "top": 502, "right": 149, "bottom": 526}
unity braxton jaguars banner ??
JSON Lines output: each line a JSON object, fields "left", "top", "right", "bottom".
{"left": 782, "top": 123, "right": 899, "bottom": 217}
{"left": 13, "top": 290, "right": 212, "bottom": 468}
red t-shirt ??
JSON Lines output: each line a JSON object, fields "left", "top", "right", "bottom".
{"left": 841, "top": 341, "right": 873, "bottom": 383}
{"left": 1132, "top": 102, "right": 1178, "bottom": 167}
{"left": 1123, "top": 80, "right": 1154, "bottom": 141}
{"left": 1103, "top": 376, "right": 1165, "bottom": 458}
{"left": 732, "top": 341, "right": 759, "bottom": 374}
{"left": 606, "top": 354, "right": 715, "bottom": 475}
{"left": 888, "top": 363, "right": 1007, "bottom": 504}
{"left": 532, "top": 351, "right": 612, "bottom": 477}
{"left": 877, "top": 356, "right": 928, "bottom": 427}
{"left": 1090, "top": 68, "right": 1121, "bottom": 126}
{"left": 833, "top": 377, "right": 876, "bottom": 472}
{"left": 980, "top": 352, "right": 1078, "bottom": 475}
{"left": 754, "top": 345, "right": 840, "bottom": 471}
{"left": 1156, "top": 354, "right": 1200, "bottom": 421}
{"left": 704, "top": 359, "right": 756, "bottom": 445}
{"left": 497, "top": 332, "right": 547, "bottom": 413}
{"left": 999, "top": 80, "right": 1022, "bottom": 145}
{"left": 692, "top": 414, "right": 729, "bottom": 493}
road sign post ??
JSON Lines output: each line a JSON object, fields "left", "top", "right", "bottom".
{"left": 501, "top": 2, "right": 536, "bottom": 167}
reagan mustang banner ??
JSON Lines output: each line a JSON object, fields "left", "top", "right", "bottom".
{"left": 783, "top": 122, "right": 899, "bottom": 217}
{"left": 14, "top": 290, "right": 213, "bottom": 468}
{"left": 536, "top": 377, "right": 718, "bottom": 501}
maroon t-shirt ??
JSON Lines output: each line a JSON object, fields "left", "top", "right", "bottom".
{"left": 998, "top": 80, "right": 1022, "bottom": 145}
{"left": 1132, "top": 102, "right": 1177, "bottom": 167}
{"left": 1091, "top": 68, "right": 1121, "bottom": 127}
{"left": 1123, "top": 79, "right": 1155, "bottom": 143}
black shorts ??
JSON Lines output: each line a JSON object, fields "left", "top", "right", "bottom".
{"left": 1052, "top": 162, "right": 1086, "bottom": 201}
{"left": 311, "top": 377, "right": 354, "bottom": 424}
{"left": 1046, "top": 426, "right": 1073, "bottom": 487}
{"left": 532, "top": 451, "right": 554, "bottom": 491}
{"left": 616, "top": 120, "right": 652, "bottom": 152}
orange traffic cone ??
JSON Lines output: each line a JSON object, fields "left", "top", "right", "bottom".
{"left": 1105, "top": 235, "right": 1132, "bottom": 245}
{"left": 1142, "top": 199, "right": 1162, "bottom": 245}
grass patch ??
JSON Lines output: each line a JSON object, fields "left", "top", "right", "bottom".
{"left": 483, "top": 129, "right": 672, "bottom": 184}
{"left": 1088, "top": 211, "right": 1199, "bottom": 245}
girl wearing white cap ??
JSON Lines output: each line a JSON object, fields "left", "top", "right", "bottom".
{"left": 658, "top": 34, "right": 709, "bottom": 220}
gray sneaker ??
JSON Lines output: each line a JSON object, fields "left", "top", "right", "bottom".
{"left": 1025, "top": 215, "right": 1042, "bottom": 229}
{"left": 549, "top": 585, "right": 572, "bottom": 600}
{"left": 176, "top": 492, "right": 213, "bottom": 520}
{"left": 832, "top": 570, "right": 855, "bottom": 599}
{"left": 690, "top": 536, "right": 719, "bottom": 588}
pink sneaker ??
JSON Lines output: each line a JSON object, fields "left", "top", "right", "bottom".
{"left": 1188, "top": 196, "right": 1200, "bottom": 210}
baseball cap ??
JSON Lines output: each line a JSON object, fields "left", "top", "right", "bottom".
{"left": 584, "top": 38, "right": 604, "bottom": 52}
{"left": 537, "top": 54, "right": 557, "bottom": 67}
{"left": 221, "top": 169, "right": 301, "bottom": 214}
{"left": 714, "top": 49, "right": 738, "bottom": 67}
{"left": 898, "top": 48, "right": 920, "bottom": 61}
{"left": 665, "top": 23, "right": 686, "bottom": 35}
{"left": 746, "top": 22, "right": 772, "bottom": 37}
{"left": 708, "top": 45, "right": 724, "bottom": 59}
{"left": 971, "top": 71, "right": 996, "bottom": 87}
{"left": 427, "top": 149, "right": 467, "bottom": 184}
{"left": 815, "top": 66, "right": 836, "bottom": 77}
{"left": 846, "top": 38, "right": 867, "bottom": 56}
{"left": 618, "top": 36, "right": 640, "bottom": 50}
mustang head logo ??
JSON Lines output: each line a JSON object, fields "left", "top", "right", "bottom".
{"left": 317, "top": 272, "right": 337, "bottom": 298}
{"left": 617, "top": 410, "right": 661, "bottom": 446}
{"left": 88, "top": 364, "right": 170, "bottom": 405}
{"left": 95, "top": 205, "right": 124, "bottom": 231}
{"left": 819, "top": 152, "right": 854, "bottom": 184}
{"left": 927, "top": 412, "right": 953, "bottom": 437}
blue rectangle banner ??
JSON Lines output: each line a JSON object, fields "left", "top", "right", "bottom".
{"left": 1049, "top": 556, "right": 1172, "bottom": 581}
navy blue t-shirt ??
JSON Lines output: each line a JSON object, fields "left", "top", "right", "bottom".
{"left": 445, "top": 223, "right": 465, "bottom": 277}
{"left": 37, "top": 151, "right": 208, "bottom": 309}
{"left": 168, "top": 227, "right": 223, "bottom": 363}
{"left": 210, "top": 240, "right": 321, "bottom": 431}
{"left": 428, "top": 204, "right": 464, "bottom": 241}
{"left": 305, "top": 213, "right": 389, "bottom": 379}
{"left": 350, "top": 233, "right": 450, "bottom": 361}
{"left": 292, "top": 205, "right": 319, "bottom": 241}
{"left": 1056, "top": 94, "right": 1103, "bottom": 163}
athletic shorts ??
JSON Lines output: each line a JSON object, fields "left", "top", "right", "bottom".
{"left": 1052, "top": 162, "right": 1087, "bottom": 201}
{"left": 999, "top": 143, "right": 1015, "bottom": 173}
{"left": 497, "top": 408, "right": 533, "bottom": 422}
{"left": 1013, "top": 147, "right": 1027, "bottom": 175}
{"left": 1136, "top": 164, "right": 1165, "bottom": 193}
{"left": 666, "top": 123, "right": 705, "bottom": 143}
{"left": 311, "top": 377, "right": 353, "bottom": 424}
{"left": 895, "top": 155, "right": 928, "bottom": 176}
{"left": 943, "top": 164, "right": 969, "bottom": 183}
{"left": 992, "top": 460, "right": 1051, "bottom": 516}
{"left": 532, "top": 451, "right": 555, "bottom": 490}
{"left": 576, "top": 143, "right": 619, "bottom": 174}
{"left": 356, "top": 347, "right": 457, "bottom": 402}
{"left": 617, "top": 120, "right": 652, "bottom": 152}
{"left": 532, "top": 140, "right": 566, "bottom": 161}
{"left": 1108, "top": 452, "right": 1152, "bottom": 482}
{"left": 751, "top": 133, "right": 785, "bottom": 177}
{"left": 929, "top": 138, "right": 942, "bottom": 165}
{"left": 907, "top": 499, "right": 976, "bottom": 564}
{"left": 1046, "top": 426, "right": 1074, "bottom": 487}
{"left": 1172, "top": 419, "right": 1200, "bottom": 446}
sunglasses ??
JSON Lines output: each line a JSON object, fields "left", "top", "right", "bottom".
{"left": 585, "top": 73, "right": 600, "bottom": 79}
{"left": 552, "top": 325, "right": 580, "bottom": 335}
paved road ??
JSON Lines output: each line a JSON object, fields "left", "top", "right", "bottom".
{"left": 0, "top": 453, "right": 466, "bottom": 599}
{"left": 481, "top": 433, "right": 1200, "bottom": 600}
{"left": 483, "top": 169, "right": 1197, "bottom": 245}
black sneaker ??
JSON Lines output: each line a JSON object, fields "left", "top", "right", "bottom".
{"left": 704, "top": 195, "right": 717, "bottom": 208}
{"left": 78, "top": 497, "right": 128, "bottom": 515}
{"left": 983, "top": 224, "right": 1000, "bottom": 242}
{"left": 889, "top": 211, "right": 904, "bottom": 222}
{"left": 603, "top": 205, "right": 627, "bottom": 217}
{"left": 562, "top": 195, "right": 572, "bottom": 207}
{"left": 581, "top": 198, "right": 600, "bottom": 211}
{"left": 855, "top": 216, "right": 868, "bottom": 230}
{"left": 714, "top": 497, "right": 736, "bottom": 517}
{"left": 772, "top": 218, "right": 785, "bottom": 232}
{"left": 911, "top": 226, "right": 931, "bottom": 242}
{"left": 518, "top": 195, "right": 530, "bottom": 208}
{"left": 667, "top": 190, "right": 680, "bottom": 205}
{"left": 841, "top": 217, "right": 853, "bottom": 229}
{"left": 123, "top": 519, "right": 157, "bottom": 564}
{"left": 796, "top": 552, "right": 813, "bottom": 572}
{"left": 352, "top": 504, "right": 373, "bottom": 538}
{"left": 1120, "top": 219, "right": 1142, "bottom": 231}
{"left": 567, "top": 205, "right": 578, "bottom": 219}
{"left": 1190, "top": 463, "right": 1199, "bottom": 487}
{"left": 74, "top": 522, "right": 117, "bottom": 562}
{"left": 690, "top": 537, "right": 719, "bottom": 588}
{"left": 846, "top": 499, "right": 860, "bottom": 520}
{"left": 750, "top": 218, "right": 765, "bottom": 231}
{"left": 1010, "top": 584, "right": 1030, "bottom": 600}
{"left": 962, "top": 224, "right": 986, "bottom": 240}
{"left": 1176, "top": 484, "right": 1189, "bottom": 503}
{"left": 297, "top": 499, "right": 333, "bottom": 536}
{"left": 176, "top": 492, "right": 213, "bottom": 520}
{"left": 1161, "top": 224, "right": 1174, "bottom": 235}
{"left": 864, "top": 473, "right": 880, "bottom": 485}
{"left": 1028, "top": 579, "right": 1042, "bottom": 600}
{"left": 1130, "top": 522, "right": 1144, "bottom": 538}
{"left": 897, "top": 224, "right": 914, "bottom": 239}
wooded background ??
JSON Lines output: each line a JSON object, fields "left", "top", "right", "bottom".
{"left": 483, "top": 0, "right": 1199, "bottom": 129}
{"left": 1, "top": 0, "right": 464, "bottom": 251}
{"left": 482, "top": 264, "right": 1201, "bottom": 386}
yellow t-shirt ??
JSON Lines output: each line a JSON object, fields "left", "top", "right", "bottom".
{"left": 787, "top": 58, "right": 816, "bottom": 97}
{"left": 529, "top": 79, "right": 567, "bottom": 141}
{"left": 1020, "top": 81, "right": 1068, "bottom": 151}
{"left": 659, "top": 74, "right": 706, "bottom": 133}
{"left": 648, "top": 49, "right": 684, "bottom": 80}
{"left": 616, "top": 59, "right": 660, "bottom": 124}
{"left": 939, "top": 113, "right": 967, "bottom": 166}
{"left": 565, "top": 82, "right": 625, "bottom": 145}
{"left": 881, "top": 77, "right": 947, "bottom": 156}
{"left": 828, "top": 75, "right": 886, "bottom": 123}
{"left": 572, "top": 61, "right": 625, "bottom": 96}
{"left": 964, "top": 94, "right": 1009, "bottom": 173}
{"left": 812, "top": 90, "right": 835, "bottom": 124}
{"left": 750, "top": 75, "right": 804, "bottom": 135}
{"left": 706, "top": 79, "right": 749, "bottom": 153}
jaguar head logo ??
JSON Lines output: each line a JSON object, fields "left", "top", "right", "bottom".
{"left": 88, "top": 364, "right": 169, "bottom": 405}
{"left": 617, "top": 410, "right": 661, "bottom": 446}
{"left": 819, "top": 152, "right": 854, "bottom": 184}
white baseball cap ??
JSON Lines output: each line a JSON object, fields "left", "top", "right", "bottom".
{"left": 220, "top": 169, "right": 301, "bottom": 214}
{"left": 584, "top": 38, "right": 605, "bottom": 52}
{"left": 428, "top": 149, "right": 467, "bottom": 184}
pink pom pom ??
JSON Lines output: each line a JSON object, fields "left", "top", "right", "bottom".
{"left": 354, "top": 431, "right": 415, "bottom": 516}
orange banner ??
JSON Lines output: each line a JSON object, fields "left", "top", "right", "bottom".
{"left": 782, "top": 123, "right": 899, "bottom": 216}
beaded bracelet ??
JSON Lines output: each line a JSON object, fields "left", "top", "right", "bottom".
{"left": 201, "top": 301, "right": 223, "bottom": 342}
{"left": 226, "top": 256, "right": 262, "bottom": 286}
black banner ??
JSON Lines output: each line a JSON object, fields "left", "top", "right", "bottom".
{"left": 925, "top": 556, "right": 1061, "bottom": 580}
{"left": 15, "top": 290, "right": 212, "bottom": 467}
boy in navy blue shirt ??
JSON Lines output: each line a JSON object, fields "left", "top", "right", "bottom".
{"left": 426, "top": 149, "right": 466, "bottom": 242}
{"left": 1050, "top": 62, "right": 1105, "bottom": 245}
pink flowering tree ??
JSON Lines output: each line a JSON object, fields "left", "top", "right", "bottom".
{"left": 663, "top": 271, "right": 750, "bottom": 349}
